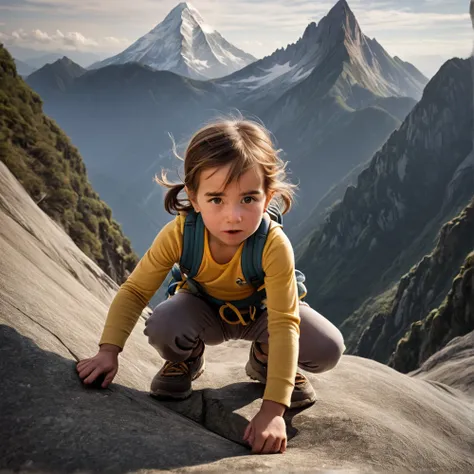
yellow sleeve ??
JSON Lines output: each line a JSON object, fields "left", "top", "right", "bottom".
{"left": 98, "top": 215, "right": 183, "bottom": 349}
{"left": 261, "top": 225, "right": 300, "bottom": 408}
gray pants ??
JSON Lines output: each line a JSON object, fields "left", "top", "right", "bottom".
{"left": 144, "top": 292, "right": 345, "bottom": 374}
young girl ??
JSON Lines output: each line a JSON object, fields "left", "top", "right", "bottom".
{"left": 76, "top": 118, "right": 345, "bottom": 455}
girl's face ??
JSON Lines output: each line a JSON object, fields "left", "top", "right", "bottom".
{"left": 187, "top": 164, "right": 273, "bottom": 251}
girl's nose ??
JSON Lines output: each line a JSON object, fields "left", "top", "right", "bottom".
{"left": 226, "top": 205, "right": 243, "bottom": 223}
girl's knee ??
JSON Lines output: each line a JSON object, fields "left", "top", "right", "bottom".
{"left": 144, "top": 301, "right": 178, "bottom": 353}
{"left": 300, "top": 331, "right": 345, "bottom": 374}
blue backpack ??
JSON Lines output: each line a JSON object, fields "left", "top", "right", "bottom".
{"left": 166, "top": 202, "right": 307, "bottom": 325}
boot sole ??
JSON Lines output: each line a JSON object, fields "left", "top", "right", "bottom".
{"left": 149, "top": 361, "right": 206, "bottom": 401}
{"left": 245, "top": 360, "right": 266, "bottom": 384}
{"left": 245, "top": 360, "right": 317, "bottom": 409}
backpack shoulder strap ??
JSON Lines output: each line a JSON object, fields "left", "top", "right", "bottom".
{"left": 266, "top": 200, "right": 283, "bottom": 225}
{"left": 179, "top": 210, "right": 205, "bottom": 279}
{"left": 241, "top": 213, "right": 271, "bottom": 289}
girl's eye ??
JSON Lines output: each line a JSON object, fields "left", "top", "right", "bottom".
{"left": 209, "top": 197, "right": 222, "bottom": 204}
{"left": 242, "top": 196, "right": 255, "bottom": 204}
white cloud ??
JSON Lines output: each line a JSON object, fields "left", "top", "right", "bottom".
{"left": 14, "top": 28, "right": 97, "bottom": 47}
{"left": 0, "top": 28, "right": 128, "bottom": 50}
{"left": 103, "top": 36, "right": 130, "bottom": 46}
{"left": 356, "top": 9, "right": 470, "bottom": 31}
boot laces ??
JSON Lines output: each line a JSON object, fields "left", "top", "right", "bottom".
{"left": 160, "top": 361, "right": 190, "bottom": 377}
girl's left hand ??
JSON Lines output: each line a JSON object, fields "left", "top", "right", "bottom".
{"left": 243, "top": 401, "right": 287, "bottom": 454}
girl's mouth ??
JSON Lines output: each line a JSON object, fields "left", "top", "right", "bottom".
{"left": 224, "top": 230, "right": 242, "bottom": 234}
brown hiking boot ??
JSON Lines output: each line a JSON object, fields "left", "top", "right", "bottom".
{"left": 150, "top": 345, "right": 205, "bottom": 400}
{"left": 245, "top": 342, "right": 317, "bottom": 409}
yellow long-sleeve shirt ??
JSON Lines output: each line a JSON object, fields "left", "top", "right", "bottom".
{"left": 99, "top": 213, "right": 301, "bottom": 407}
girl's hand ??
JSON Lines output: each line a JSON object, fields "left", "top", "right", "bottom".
{"left": 243, "top": 400, "right": 287, "bottom": 454}
{"left": 76, "top": 344, "right": 120, "bottom": 388}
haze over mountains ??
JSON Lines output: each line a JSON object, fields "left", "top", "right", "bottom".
{"left": 25, "top": 0, "right": 428, "bottom": 253}
{"left": 9, "top": 45, "right": 105, "bottom": 72}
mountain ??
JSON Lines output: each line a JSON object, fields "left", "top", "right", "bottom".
{"left": 296, "top": 58, "right": 473, "bottom": 331}
{"left": 0, "top": 45, "right": 138, "bottom": 283}
{"left": 91, "top": 2, "right": 256, "bottom": 80}
{"left": 27, "top": 57, "right": 87, "bottom": 94}
{"left": 218, "top": 0, "right": 427, "bottom": 112}
{"left": 356, "top": 197, "right": 474, "bottom": 366}
{"left": 24, "top": 1, "right": 427, "bottom": 255}
{"left": 13, "top": 58, "right": 36, "bottom": 77}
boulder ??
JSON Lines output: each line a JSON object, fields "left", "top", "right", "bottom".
{"left": 1, "top": 162, "right": 473, "bottom": 472}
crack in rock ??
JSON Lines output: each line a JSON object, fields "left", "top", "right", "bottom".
{"left": 6, "top": 301, "right": 80, "bottom": 363}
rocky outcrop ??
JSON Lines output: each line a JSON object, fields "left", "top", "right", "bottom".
{"left": 297, "top": 58, "right": 473, "bottom": 328}
{"left": 390, "top": 250, "right": 474, "bottom": 374}
{"left": 404, "top": 330, "right": 474, "bottom": 398}
{"left": 355, "top": 197, "right": 474, "bottom": 364}
{"left": 1, "top": 150, "right": 474, "bottom": 472}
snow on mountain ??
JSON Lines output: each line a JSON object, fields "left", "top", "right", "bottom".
{"left": 218, "top": 0, "right": 427, "bottom": 106}
{"left": 90, "top": 2, "right": 256, "bottom": 80}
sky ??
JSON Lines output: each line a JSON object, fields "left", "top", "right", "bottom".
{"left": 0, "top": 0, "right": 472, "bottom": 77}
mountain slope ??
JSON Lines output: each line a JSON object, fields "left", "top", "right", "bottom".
{"left": 296, "top": 58, "right": 473, "bottom": 327}
{"left": 293, "top": 95, "right": 417, "bottom": 249}
{"left": 91, "top": 2, "right": 256, "bottom": 79}
{"left": 0, "top": 45, "right": 137, "bottom": 283}
{"left": 356, "top": 197, "right": 474, "bottom": 366}
{"left": 27, "top": 57, "right": 86, "bottom": 95}
{"left": 391, "top": 247, "right": 473, "bottom": 374}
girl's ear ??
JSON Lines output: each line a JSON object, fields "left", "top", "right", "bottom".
{"left": 185, "top": 185, "right": 200, "bottom": 212}
{"left": 264, "top": 191, "right": 276, "bottom": 211}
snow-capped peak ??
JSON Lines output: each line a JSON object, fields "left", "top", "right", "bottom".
{"left": 163, "top": 2, "right": 215, "bottom": 35}
{"left": 90, "top": 2, "right": 255, "bottom": 80}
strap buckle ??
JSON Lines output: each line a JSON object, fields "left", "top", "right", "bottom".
{"left": 218, "top": 303, "right": 257, "bottom": 326}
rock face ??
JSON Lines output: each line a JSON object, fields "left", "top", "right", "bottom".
{"left": 297, "top": 58, "right": 473, "bottom": 328}
{"left": 355, "top": 198, "right": 474, "bottom": 365}
{"left": 1, "top": 163, "right": 474, "bottom": 471}
{"left": 390, "top": 249, "right": 474, "bottom": 374}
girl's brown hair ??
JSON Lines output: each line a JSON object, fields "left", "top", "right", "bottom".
{"left": 155, "top": 116, "right": 297, "bottom": 215}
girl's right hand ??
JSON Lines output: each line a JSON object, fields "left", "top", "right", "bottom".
{"left": 76, "top": 345, "right": 120, "bottom": 388}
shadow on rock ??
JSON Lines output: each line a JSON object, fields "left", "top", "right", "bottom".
{"left": 157, "top": 380, "right": 305, "bottom": 446}
{"left": 0, "top": 325, "right": 246, "bottom": 473}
